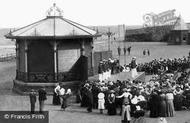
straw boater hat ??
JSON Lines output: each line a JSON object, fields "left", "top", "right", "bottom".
{"left": 109, "top": 90, "right": 115, "bottom": 93}
{"left": 123, "top": 88, "right": 128, "bottom": 92}
{"left": 98, "top": 92, "right": 105, "bottom": 99}
{"left": 132, "top": 57, "right": 136, "bottom": 60}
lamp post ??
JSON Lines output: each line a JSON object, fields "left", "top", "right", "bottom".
{"left": 106, "top": 28, "right": 114, "bottom": 51}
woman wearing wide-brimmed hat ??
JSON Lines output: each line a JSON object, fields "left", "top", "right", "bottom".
{"left": 107, "top": 90, "right": 117, "bottom": 115}
{"left": 117, "top": 88, "right": 132, "bottom": 105}
{"left": 173, "top": 85, "right": 183, "bottom": 111}
{"left": 98, "top": 89, "right": 105, "bottom": 114}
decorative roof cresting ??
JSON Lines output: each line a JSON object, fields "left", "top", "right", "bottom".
{"left": 46, "top": 3, "right": 63, "bottom": 17}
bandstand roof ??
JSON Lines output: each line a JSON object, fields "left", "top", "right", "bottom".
{"left": 5, "top": 4, "right": 98, "bottom": 39}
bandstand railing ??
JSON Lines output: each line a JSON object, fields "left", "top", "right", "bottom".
{"left": 16, "top": 71, "right": 81, "bottom": 82}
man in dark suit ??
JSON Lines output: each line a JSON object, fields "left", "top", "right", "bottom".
{"left": 38, "top": 87, "right": 47, "bottom": 113}
{"left": 29, "top": 89, "right": 36, "bottom": 114}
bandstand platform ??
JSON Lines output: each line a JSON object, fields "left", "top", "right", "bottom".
{"left": 88, "top": 71, "right": 145, "bottom": 82}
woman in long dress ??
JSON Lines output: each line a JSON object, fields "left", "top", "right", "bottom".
{"left": 159, "top": 90, "right": 167, "bottom": 117}
{"left": 173, "top": 86, "right": 183, "bottom": 111}
{"left": 98, "top": 90, "right": 105, "bottom": 114}
{"left": 149, "top": 90, "right": 160, "bottom": 118}
{"left": 52, "top": 83, "right": 61, "bottom": 105}
{"left": 166, "top": 90, "right": 175, "bottom": 117}
{"left": 107, "top": 90, "right": 117, "bottom": 115}
{"left": 59, "top": 87, "right": 66, "bottom": 110}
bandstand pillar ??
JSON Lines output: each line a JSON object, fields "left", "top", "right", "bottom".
{"left": 16, "top": 41, "right": 19, "bottom": 79}
{"left": 91, "top": 40, "right": 94, "bottom": 75}
{"left": 24, "top": 40, "right": 28, "bottom": 81}
{"left": 54, "top": 41, "right": 58, "bottom": 81}
{"left": 81, "top": 40, "right": 85, "bottom": 56}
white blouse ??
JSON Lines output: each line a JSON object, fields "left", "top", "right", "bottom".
{"left": 166, "top": 93, "right": 174, "bottom": 100}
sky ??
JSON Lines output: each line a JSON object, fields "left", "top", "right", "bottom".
{"left": 0, "top": 0, "right": 190, "bottom": 28}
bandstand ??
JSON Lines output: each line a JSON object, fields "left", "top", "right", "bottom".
{"left": 5, "top": 4, "right": 99, "bottom": 94}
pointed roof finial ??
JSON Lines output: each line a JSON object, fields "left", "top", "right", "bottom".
{"left": 46, "top": 3, "right": 63, "bottom": 17}
{"left": 53, "top": 3, "right": 56, "bottom": 7}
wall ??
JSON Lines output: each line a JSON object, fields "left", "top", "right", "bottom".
{"left": 58, "top": 41, "right": 81, "bottom": 72}
{"left": 83, "top": 39, "right": 94, "bottom": 76}
{"left": 57, "top": 39, "right": 91, "bottom": 81}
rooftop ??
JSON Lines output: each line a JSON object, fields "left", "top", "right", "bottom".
{"left": 5, "top": 3, "right": 98, "bottom": 39}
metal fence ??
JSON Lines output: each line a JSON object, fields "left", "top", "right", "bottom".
{"left": 0, "top": 53, "right": 16, "bottom": 62}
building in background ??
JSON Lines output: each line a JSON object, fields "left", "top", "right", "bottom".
{"left": 168, "top": 17, "right": 189, "bottom": 45}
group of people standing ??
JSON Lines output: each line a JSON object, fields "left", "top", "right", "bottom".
{"left": 149, "top": 88, "right": 175, "bottom": 118}
{"left": 118, "top": 46, "right": 132, "bottom": 56}
{"left": 143, "top": 49, "right": 150, "bottom": 56}
{"left": 52, "top": 83, "right": 72, "bottom": 110}
{"left": 29, "top": 87, "right": 47, "bottom": 113}
{"left": 29, "top": 84, "right": 72, "bottom": 113}
{"left": 98, "top": 58, "right": 120, "bottom": 82}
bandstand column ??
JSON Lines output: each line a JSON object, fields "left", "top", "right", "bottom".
{"left": 24, "top": 40, "right": 28, "bottom": 81}
{"left": 81, "top": 40, "right": 85, "bottom": 56}
{"left": 91, "top": 40, "right": 94, "bottom": 75}
{"left": 16, "top": 41, "right": 19, "bottom": 79}
{"left": 54, "top": 41, "right": 58, "bottom": 81}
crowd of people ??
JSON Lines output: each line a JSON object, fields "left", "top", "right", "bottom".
{"left": 29, "top": 54, "right": 190, "bottom": 122}
{"left": 78, "top": 56, "right": 190, "bottom": 123}
{"left": 137, "top": 57, "right": 190, "bottom": 75}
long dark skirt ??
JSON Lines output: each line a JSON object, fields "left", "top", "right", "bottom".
{"left": 174, "top": 94, "right": 183, "bottom": 111}
{"left": 159, "top": 100, "right": 167, "bottom": 117}
{"left": 52, "top": 92, "right": 61, "bottom": 105}
{"left": 61, "top": 96, "right": 67, "bottom": 109}
{"left": 107, "top": 103, "right": 117, "bottom": 115}
{"left": 130, "top": 104, "right": 136, "bottom": 117}
{"left": 149, "top": 102, "right": 160, "bottom": 118}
